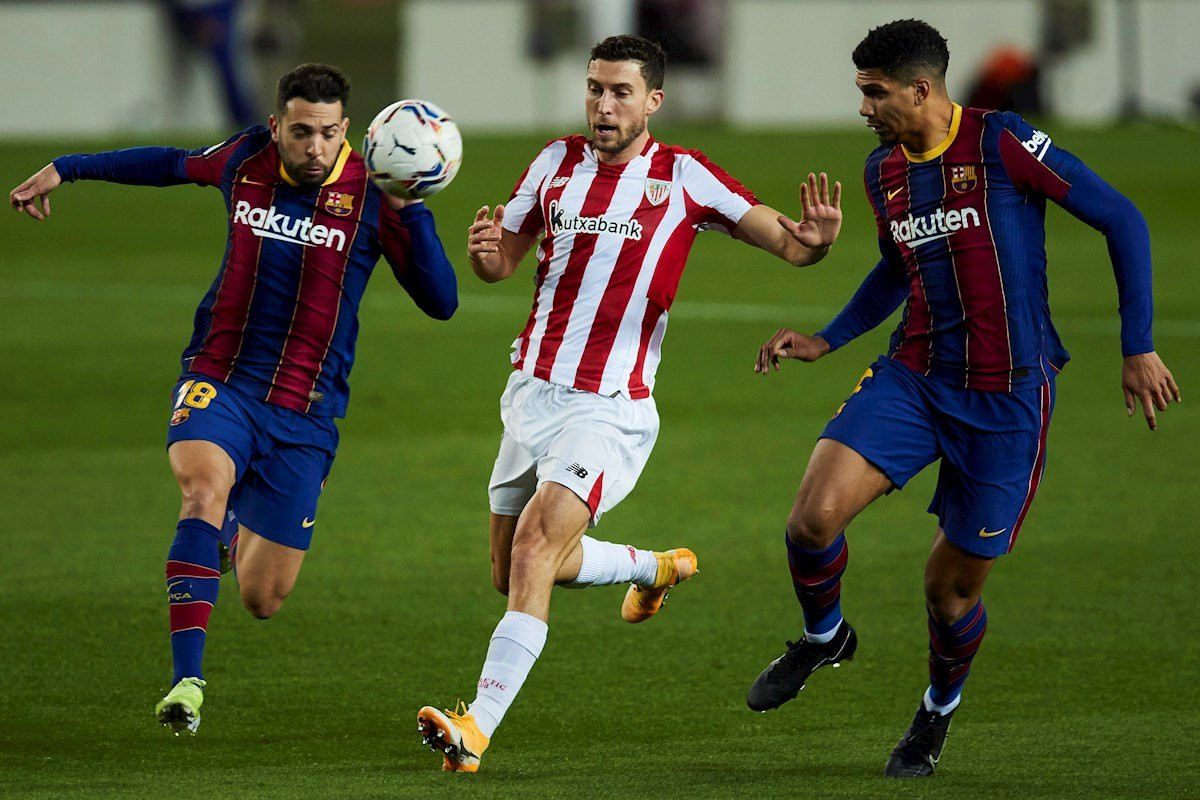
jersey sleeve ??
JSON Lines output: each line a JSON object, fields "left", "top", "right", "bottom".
{"left": 51, "top": 128, "right": 257, "bottom": 189}
{"left": 678, "top": 151, "right": 760, "bottom": 235}
{"left": 379, "top": 202, "right": 458, "bottom": 321}
{"left": 815, "top": 240, "right": 909, "bottom": 351}
{"left": 501, "top": 140, "right": 557, "bottom": 239}
{"left": 181, "top": 128, "right": 261, "bottom": 187}
{"left": 996, "top": 113, "right": 1154, "bottom": 356}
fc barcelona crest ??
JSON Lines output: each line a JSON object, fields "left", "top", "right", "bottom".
{"left": 324, "top": 191, "right": 355, "bottom": 217}
{"left": 644, "top": 178, "right": 672, "bottom": 206}
{"left": 951, "top": 165, "right": 978, "bottom": 193}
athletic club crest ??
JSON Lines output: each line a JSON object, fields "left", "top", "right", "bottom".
{"left": 324, "top": 191, "right": 355, "bottom": 217}
{"left": 951, "top": 165, "right": 978, "bottom": 193}
{"left": 644, "top": 178, "right": 672, "bottom": 206}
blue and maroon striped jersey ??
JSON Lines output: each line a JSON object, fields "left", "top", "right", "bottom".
{"left": 54, "top": 126, "right": 457, "bottom": 416}
{"left": 818, "top": 105, "right": 1154, "bottom": 392}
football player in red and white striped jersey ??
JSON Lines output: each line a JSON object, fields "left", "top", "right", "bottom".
{"left": 416, "top": 35, "right": 842, "bottom": 771}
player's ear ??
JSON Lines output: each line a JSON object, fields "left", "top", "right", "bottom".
{"left": 646, "top": 88, "right": 664, "bottom": 116}
{"left": 912, "top": 78, "right": 931, "bottom": 106}
{"left": 268, "top": 114, "right": 280, "bottom": 142}
{"left": 340, "top": 117, "right": 350, "bottom": 136}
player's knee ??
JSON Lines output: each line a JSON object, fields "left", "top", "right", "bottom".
{"left": 239, "top": 585, "right": 287, "bottom": 619}
{"left": 786, "top": 501, "right": 843, "bottom": 549}
{"left": 491, "top": 564, "right": 510, "bottom": 596}
{"left": 177, "top": 481, "right": 229, "bottom": 522}
{"left": 924, "top": 581, "right": 977, "bottom": 625}
{"left": 509, "top": 521, "right": 556, "bottom": 577}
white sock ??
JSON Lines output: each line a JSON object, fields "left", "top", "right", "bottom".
{"left": 804, "top": 618, "right": 843, "bottom": 644}
{"left": 565, "top": 535, "right": 659, "bottom": 587}
{"left": 922, "top": 686, "right": 961, "bottom": 716}
{"left": 467, "top": 611, "right": 548, "bottom": 738}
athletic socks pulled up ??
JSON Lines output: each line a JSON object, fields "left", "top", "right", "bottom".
{"left": 926, "top": 599, "right": 988, "bottom": 710}
{"left": 785, "top": 531, "right": 848, "bottom": 640}
{"left": 567, "top": 535, "right": 658, "bottom": 588}
{"left": 166, "top": 518, "right": 223, "bottom": 684}
{"left": 467, "top": 611, "right": 548, "bottom": 738}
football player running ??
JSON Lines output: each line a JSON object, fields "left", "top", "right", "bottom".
{"left": 415, "top": 34, "right": 842, "bottom": 772}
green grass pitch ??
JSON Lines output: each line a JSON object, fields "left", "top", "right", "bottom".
{"left": 1, "top": 121, "right": 1197, "bottom": 800}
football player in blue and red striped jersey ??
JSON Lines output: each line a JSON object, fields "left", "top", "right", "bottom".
{"left": 9, "top": 63, "right": 458, "bottom": 735}
{"left": 745, "top": 20, "right": 1180, "bottom": 777}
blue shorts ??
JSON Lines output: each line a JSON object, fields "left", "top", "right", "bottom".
{"left": 166, "top": 373, "right": 338, "bottom": 550}
{"left": 820, "top": 358, "right": 1055, "bottom": 558}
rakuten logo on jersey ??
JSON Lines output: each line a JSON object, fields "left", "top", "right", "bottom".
{"left": 890, "top": 207, "right": 981, "bottom": 248}
{"left": 233, "top": 201, "right": 347, "bottom": 251}
{"left": 548, "top": 199, "right": 643, "bottom": 240}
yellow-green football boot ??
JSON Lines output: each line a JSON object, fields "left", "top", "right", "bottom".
{"left": 155, "top": 677, "right": 206, "bottom": 735}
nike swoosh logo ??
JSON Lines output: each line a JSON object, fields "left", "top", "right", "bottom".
{"left": 240, "top": 176, "right": 270, "bottom": 185}
{"left": 886, "top": 187, "right": 904, "bottom": 201}
{"left": 167, "top": 580, "right": 186, "bottom": 591}
{"left": 302, "top": 517, "right": 316, "bottom": 528}
{"left": 978, "top": 527, "right": 1007, "bottom": 538}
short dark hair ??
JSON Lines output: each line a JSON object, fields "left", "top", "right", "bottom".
{"left": 275, "top": 63, "right": 351, "bottom": 113}
{"left": 589, "top": 35, "right": 666, "bottom": 90}
{"left": 852, "top": 19, "right": 950, "bottom": 83}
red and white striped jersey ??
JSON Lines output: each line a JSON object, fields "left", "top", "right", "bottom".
{"left": 502, "top": 134, "right": 759, "bottom": 399}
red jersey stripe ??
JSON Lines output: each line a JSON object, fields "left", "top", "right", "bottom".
{"left": 531, "top": 162, "right": 627, "bottom": 381}
{"left": 573, "top": 147, "right": 678, "bottom": 393}
{"left": 944, "top": 112, "right": 1013, "bottom": 390}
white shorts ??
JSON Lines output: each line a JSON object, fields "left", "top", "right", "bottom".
{"left": 488, "top": 371, "right": 660, "bottom": 524}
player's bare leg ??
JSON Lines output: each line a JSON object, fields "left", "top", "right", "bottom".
{"left": 748, "top": 438, "right": 892, "bottom": 711}
{"left": 234, "top": 527, "right": 307, "bottom": 619}
{"left": 489, "top": 510, "right": 694, "bottom": 625}
{"left": 419, "top": 484, "right": 590, "bottom": 771}
{"left": 886, "top": 531, "right": 995, "bottom": 778}
{"left": 158, "top": 441, "right": 236, "bottom": 734}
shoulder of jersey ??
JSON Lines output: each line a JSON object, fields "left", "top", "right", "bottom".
{"left": 237, "top": 124, "right": 273, "bottom": 148}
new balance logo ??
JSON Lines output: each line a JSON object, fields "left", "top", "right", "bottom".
{"left": 890, "top": 206, "right": 981, "bottom": 248}
{"left": 548, "top": 176, "right": 571, "bottom": 188}
{"left": 566, "top": 462, "right": 589, "bottom": 479}
{"left": 548, "top": 199, "right": 643, "bottom": 240}
{"left": 233, "top": 201, "right": 347, "bottom": 251}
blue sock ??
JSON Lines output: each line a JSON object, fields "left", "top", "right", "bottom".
{"left": 785, "top": 531, "right": 848, "bottom": 636}
{"left": 927, "top": 599, "right": 988, "bottom": 708}
{"left": 166, "top": 519, "right": 222, "bottom": 684}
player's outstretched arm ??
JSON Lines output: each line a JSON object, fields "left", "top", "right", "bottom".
{"left": 467, "top": 205, "right": 535, "bottom": 283}
{"left": 1121, "top": 351, "right": 1181, "bottom": 431}
{"left": 754, "top": 329, "right": 831, "bottom": 374}
{"left": 735, "top": 172, "right": 842, "bottom": 267}
{"left": 9, "top": 163, "right": 62, "bottom": 221}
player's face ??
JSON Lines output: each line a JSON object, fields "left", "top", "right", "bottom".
{"left": 585, "top": 59, "right": 663, "bottom": 161}
{"left": 270, "top": 99, "right": 350, "bottom": 187}
{"left": 856, "top": 69, "right": 919, "bottom": 146}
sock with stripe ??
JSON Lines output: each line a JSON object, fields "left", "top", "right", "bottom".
{"left": 166, "top": 518, "right": 223, "bottom": 685}
{"left": 564, "top": 535, "right": 659, "bottom": 588}
{"left": 926, "top": 599, "right": 988, "bottom": 713}
{"left": 467, "top": 611, "right": 548, "bottom": 738}
{"left": 220, "top": 511, "right": 239, "bottom": 579}
{"left": 785, "top": 531, "right": 848, "bottom": 643}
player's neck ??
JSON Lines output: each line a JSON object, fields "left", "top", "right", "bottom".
{"left": 595, "top": 130, "right": 652, "bottom": 166}
{"left": 904, "top": 97, "right": 956, "bottom": 155}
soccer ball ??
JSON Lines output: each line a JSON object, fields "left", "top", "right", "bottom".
{"left": 363, "top": 99, "right": 462, "bottom": 199}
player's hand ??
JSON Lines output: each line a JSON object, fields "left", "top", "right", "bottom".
{"left": 778, "top": 172, "right": 842, "bottom": 253}
{"left": 467, "top": 204, "right": 505, "bottom": 262}
{"left": 9, "top": 163, "right": 62, "bottom": 221}
{"left": 755, "top": 328, "right": 831, "bottom": 374}
{"left": 1121, "top": 351, "right": 1181, "bottom": 431}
